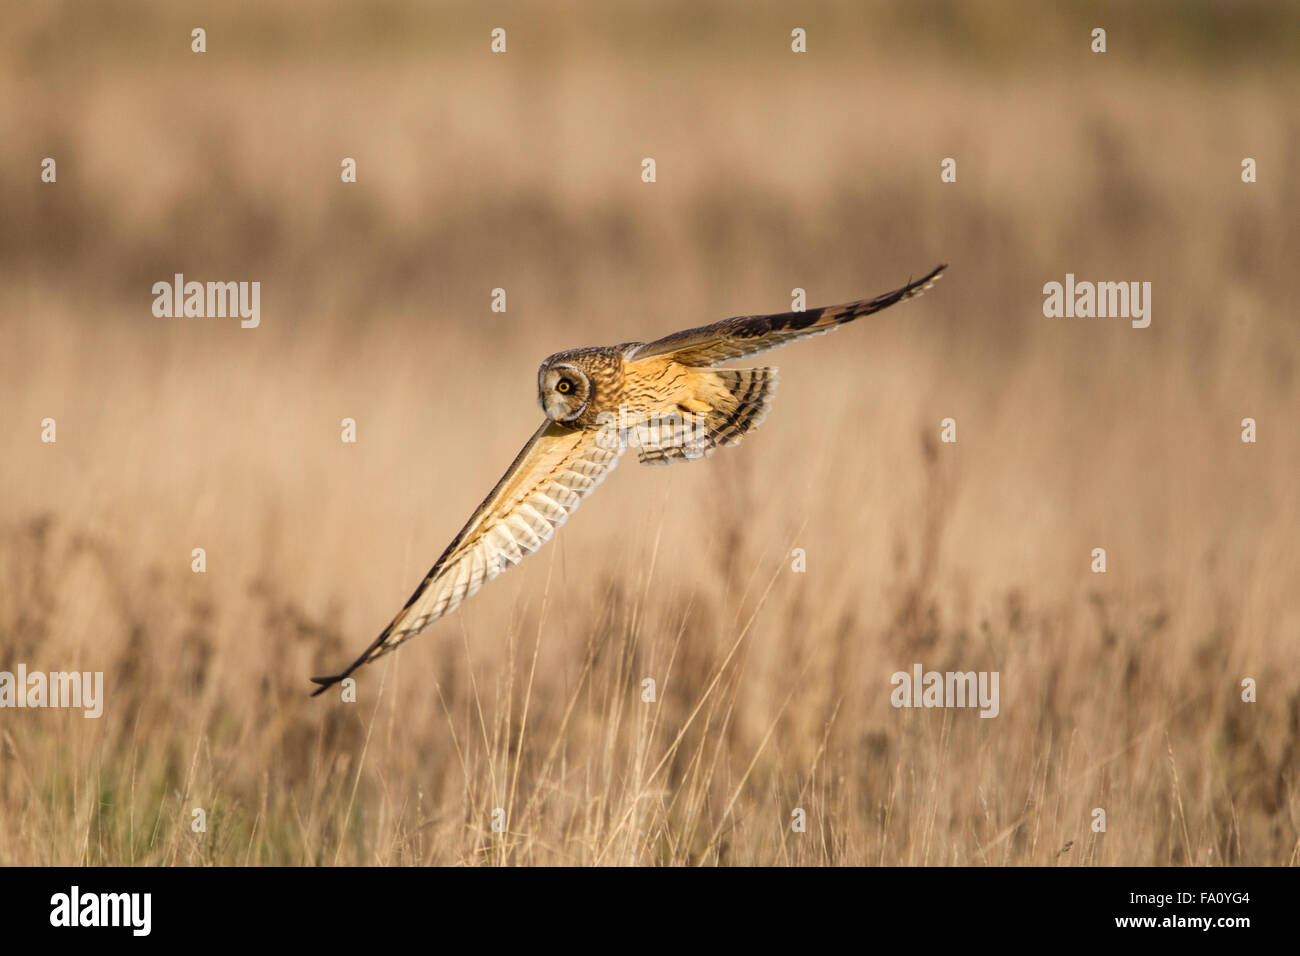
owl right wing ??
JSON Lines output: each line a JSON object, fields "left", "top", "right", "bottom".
{"left": 626, "top": 263, "right": 946, "bottom": 367}
{"left": 311, "top": 420, "right": 623, "bottom": 696}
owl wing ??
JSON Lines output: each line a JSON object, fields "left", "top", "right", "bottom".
{"left": 311, "top": 420, "right": 623, "bottom": 696}
{"left": 626, "top": 264, "right": 946, "bottom": 367}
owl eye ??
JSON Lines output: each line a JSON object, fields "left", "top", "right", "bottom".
{"left": 556, "top": 379, "right": 572, "bottom": 394}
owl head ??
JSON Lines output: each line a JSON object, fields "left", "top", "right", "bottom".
{"left": 538, "top": 361, "right": 592, "bottom": 422}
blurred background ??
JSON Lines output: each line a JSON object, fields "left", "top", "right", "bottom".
{"left": 0, "top": 0, "right": 1297, "bottom": 865}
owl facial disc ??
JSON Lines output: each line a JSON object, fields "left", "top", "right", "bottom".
{"left": 539, "top": 364, "right": 591, "bottom": 422}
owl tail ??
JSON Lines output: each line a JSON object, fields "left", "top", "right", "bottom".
{"left": 636, "top": 366, "right": 779, "bottom": 465}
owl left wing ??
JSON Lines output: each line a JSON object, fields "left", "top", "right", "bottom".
{"left": 627, "top": 264, "right": 946, "bottom": 367}
{"left": 310, "top": 420, "right": 622, "bottom": 696}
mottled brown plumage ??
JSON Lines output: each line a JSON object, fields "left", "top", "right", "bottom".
{"left": 311, "top": 264, "right": 946, "bottom": 696}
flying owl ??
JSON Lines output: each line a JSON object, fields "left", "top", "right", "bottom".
{"left": 311, "top": 264, "right": 946, "bottom": 696}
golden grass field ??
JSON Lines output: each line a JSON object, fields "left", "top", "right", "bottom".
{"left": 1, "top": 1, "right": 1297, "bottom": 865}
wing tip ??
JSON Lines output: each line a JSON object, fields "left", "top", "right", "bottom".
{"left": 910, "top": 262, "right": 948, "bottom": 292}
{"left": 309, "top": 674, "right": 342, "bottom": 697}
{"left": 891, "top": 262, "right": 948, "bottom": 306}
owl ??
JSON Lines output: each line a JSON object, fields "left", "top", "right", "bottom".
{"left": 311, "top": 264, "right": 945, "bottom": 696}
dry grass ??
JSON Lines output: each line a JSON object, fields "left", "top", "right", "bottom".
{"left": 0, "top": 1, "right": 1297, "bottom": 865}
